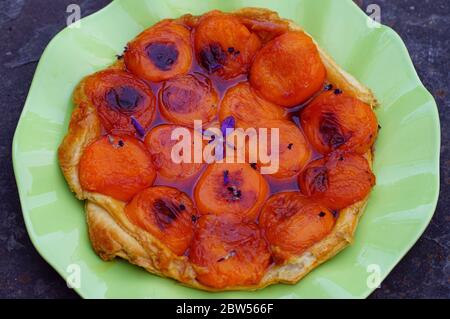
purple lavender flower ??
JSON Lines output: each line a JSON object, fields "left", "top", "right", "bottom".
{"left": 221, "top": 116, "right": 235, "bottom": 138}
{"left": 223, "top": 170, "right": 229, "bottom": 185}
{"left": 131, "top": 116, "right": 145, "bottom": 137}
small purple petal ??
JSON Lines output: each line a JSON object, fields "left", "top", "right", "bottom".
{"left": 131, "top": 116, "right": 145, "bottom": 137}
{"left": 221, "top": 116, "right": 235, "bottom": 137}
{"left": 223, "top": 170, "right": 229, "bottom": 185}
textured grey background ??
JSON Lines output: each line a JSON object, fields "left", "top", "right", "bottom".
{"left": 0, "top": 0, "right": 448, "bottom": 298}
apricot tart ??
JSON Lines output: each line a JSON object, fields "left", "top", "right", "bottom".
{"left": 59, "top": 8, "right": 378, "bottom": 291}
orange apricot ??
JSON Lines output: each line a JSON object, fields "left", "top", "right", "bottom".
{"left": 144, "top": 124, "right": 205, "bottom": 180}
{"left": 301, "top": 90, "right": 379, "bottom": 154}
{"left": 298, "top": 152, "right": 375, "bottom": 210}
{"left": 159, "top": 73, "right": 218, "bottom": 127}
{"left": 194, "top": 11, "right": 261, "bottom": 79}
{"left": 256, "top": 120, "right": 312, "bottom": 178}
{"left": 250, "top": 31, "right": 326, "bottom": 107}
{"left": 125, "top": 20, "right": 192, "bottom": 82}
{"left": 193, "top": 163, "right": 269, "bottom": 221}
{"left": 189, "top": 214, "right": 270, "bottom": 289}
{"left": 259, "top": 192, "right": 335, "bottom": 262}
{"left": 83, "top": 69, "right": 156, "bottom": 135}
{"left": 125, "top": 186, "right": 196, "bottom": 255}
{"left": 79, "top": 135, "right": 156, "bottom": 201}
{"left": 218, "top": 82, "right": 287, "bottom": 128}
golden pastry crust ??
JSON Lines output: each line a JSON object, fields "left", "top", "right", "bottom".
{"left": 58, "top": 8, "right": 378, "bottom": 291}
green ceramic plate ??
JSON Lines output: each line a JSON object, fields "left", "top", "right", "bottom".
{"left": 12, "top": 0, "right": 440, "bottom": 299}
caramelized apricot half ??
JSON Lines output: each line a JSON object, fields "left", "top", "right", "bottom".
{"left": 79, "top": 135, "right": 156, "bottom": 201}
{"left": 125, "top": 186, "right": 196, "bottom": 255}
{"left": 194, "top": 11, "right": 261, "bottom": 79}
{"left": 250, "top": 31, "right": 326, "bottom": 107}
{"left": 259, "top": 192, "right": 335, "bottom": 262}
{"left": 159, "top": 73, "right": 218, "bottom": 127}
{"left": 257, "top": 120, "right": 312, "bottom": 178}
{"left": 301, "top": 90, "right": 378, "bottom": 154}
{"left": 125, "top": 20, "right": 192, "bottom": 82}
{"left": 189, "top": 214, "right": 270, "bottom": 289}
{"left": 194, "top": 163, "right": 269, "bottom": 221}
{"left": 83, "top": 69, "right": 156, "bottom": 134}
{"left": 298, "top": 152, "right": 375, "bottom": 210}
{"left": 144, "top": 124, "right": 204, "bottom": 180}
{"left": 219, "top": 82, "right": 287, "bottom": 128}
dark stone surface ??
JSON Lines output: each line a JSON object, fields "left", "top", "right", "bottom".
{"left": 361, "top": 0, "right": 450, "bottom": 299}
{"left": 0, "top": 0, "right": 448, "bottom": 299}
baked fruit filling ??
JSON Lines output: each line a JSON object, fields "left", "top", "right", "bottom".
{"left": 144, "top": 124, "right": 205, "bottom": 180}
{"left": 78, "top": 135, "right": 156, "bottom": 202}
{"left": 125, "top": 20, "right": 193, "bottom": 82}
{"left": 301, "top": 90, "right": 379, "bottom": 154}
{"left": 250, "top": 31, "right": 327, "bottom": 107}
{"left": 194, "top": 163, "right": 269, "bottom": 221}
{"left": 298, "top": 151, "right": 376, "bottom": 210}
{"left": 125, "top": 186, "right": 197, "bottom": 256}
{"left": 59, "top": 8, "right": 379, "bottom": 290}
{"left": 159, "top": 73, "right": 219, "bottom": 126}
{"left": 259, "top": 192, "right": 335, "bottom": 263}
{"left": 82, "top": 69, "right": 156, "bottom": 134}
{"left": 189, "top": 214, "right": 271, "bottom": 289}
{"left": 194, "top": 11, "right": 262, "bottom": 78}
{"left": 219, "top": 82, "right": 288, "bottom": 128}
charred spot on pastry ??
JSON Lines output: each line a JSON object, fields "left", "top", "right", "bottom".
{"left": 199, "top": 42, "right": 227, "bottom": 72}
{"left": 145, "top": 42, "right": 179, "bottom": 71}
{"left": 334, "top": 88, "right": 343, "bottom": 95}
{"left": 318, "top": 211, "right": 326, "bottom": 217}
{"left": 309, "top": 166, "right": 329, "bottom": 193}
{"left": 324, "top": 84, "right": 333, "bottom": 91}
{"left": 319, "top": 112, "right": 347, "bottom": 149}
{"left": 153, "top": 199, "right": 184, "bottom": 230}
{"left": 287, "top": 143, "right": 293, "bottom": 150}
{"left": 106, "top": 86, "right": 142, "bottom": 113}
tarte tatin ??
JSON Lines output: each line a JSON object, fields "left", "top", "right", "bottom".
{"left": 59, "top": 8, "right": 378, "bottom": 291}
